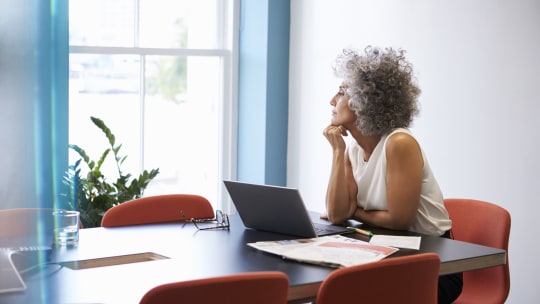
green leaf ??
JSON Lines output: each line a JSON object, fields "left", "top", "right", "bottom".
{"left": 96, "top": 149, "right": 111, "bottom": 171}
{"left": 91, "top": 116, "right": 116, "bottom": 146}
{"left": 69, "top": 144, "right": 91, "bottom": 167}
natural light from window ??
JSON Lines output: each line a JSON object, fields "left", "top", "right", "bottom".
{"left": 68, "top": 0, "right": 235, "bottom": 209}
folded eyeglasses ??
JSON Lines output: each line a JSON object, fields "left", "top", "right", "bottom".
{"left": 181, "top": 209, "right": 230, "bottom": 230}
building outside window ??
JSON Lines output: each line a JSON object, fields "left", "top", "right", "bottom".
{"left": 69, "top": 0, "right": 237, "bottom": 209}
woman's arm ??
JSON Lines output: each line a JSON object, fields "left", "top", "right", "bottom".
{"left": 324, "top": 125, "right": 358, "bottom": 224}
{"left": 354, "top": 132, "right": 423, "bottom": 230}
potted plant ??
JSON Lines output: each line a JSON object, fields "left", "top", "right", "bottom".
{"left": 64, "top": 117, "right": 160, "bottom": 228}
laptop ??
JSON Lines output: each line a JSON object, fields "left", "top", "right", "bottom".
{"left": 0, "top": 210, "right": 55, "bottom": 294}
{"left": 223, "top": 181, "right": 352, "bottom": 238}
{"left": 0, "top": 237, "right": 54, "bottom": 294}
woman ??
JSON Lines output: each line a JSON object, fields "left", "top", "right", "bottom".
{"left": 323, "top": 46, "right": 462, "bottom": 304}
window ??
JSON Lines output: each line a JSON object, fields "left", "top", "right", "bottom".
{"left": 69, "top": 0, "right": 237, "bottom": 209}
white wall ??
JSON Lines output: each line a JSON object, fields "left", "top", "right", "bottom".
{"left": 288, "top": 0, "right": 540, "bottom": 302}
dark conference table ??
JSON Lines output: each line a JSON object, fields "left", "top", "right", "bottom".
{"left": 3, "top": 213, "right": 506, "bottom": 303}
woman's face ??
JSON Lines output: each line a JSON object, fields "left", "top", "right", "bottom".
{"left": 330, "top": 83, "right": 356, "bottom": 127}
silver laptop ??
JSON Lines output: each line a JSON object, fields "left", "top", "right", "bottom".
{"left": 0, "top": 210, "right": 54, "bottom": 294}
{"left": 223, "top": 181, "right": 352, "bottom": 238}
{"left": 0, "top": 240, "right": 53, "bottom": 294}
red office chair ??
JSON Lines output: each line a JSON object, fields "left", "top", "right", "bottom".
{"left": 139, "top": 271, "right": 290, "bottom": 304}
{"left": 316, "top": 253, "right": 440, "bottom": 304}
{"left": 444, "top": 198, "right": 511, "bottom": 304}
{"left": 101, "top": 194, "right": 214, "bottom": 227}
{"left": 0, "top": 208, "right": 54, "bottom": 237}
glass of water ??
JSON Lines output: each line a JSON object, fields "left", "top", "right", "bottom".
{"left": 53, "top": 210, "right": 80, "bottom": 246}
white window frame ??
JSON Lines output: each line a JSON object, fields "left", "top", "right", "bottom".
{"left": 68, "top": 0, "right": 239, "bottom": 211}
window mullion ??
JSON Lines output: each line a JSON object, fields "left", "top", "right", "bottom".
{"left": 69, "top": 45, "right": 228, "bottom": 57}
{"left": 134, "top": 0, "right": 140, "bottom": 47}
{"left": 139, "top": 54, "right": 145, "bottom": 174}
{"left": 135, "top": 0, "right": 144, "bottom": 176}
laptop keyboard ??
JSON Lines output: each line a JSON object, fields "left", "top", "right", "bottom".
{"left": 1, "top": 246, "right": 51, "bottom": 252}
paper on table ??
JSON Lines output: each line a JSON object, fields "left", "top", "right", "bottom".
{"left": 369, "top": 235, "right": 421, "bottom": 250}
{"left": 248, "top": 235, "right": 399, "bottom": 268}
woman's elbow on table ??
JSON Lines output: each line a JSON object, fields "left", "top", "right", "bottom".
{"left": 326, "top": 207, "right": 355, "bottom": 225}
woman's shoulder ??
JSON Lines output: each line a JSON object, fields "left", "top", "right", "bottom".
{"left": 386, "top": 128, "right": 416, "bottom": 143}
{"left": 385, "top": 128, "right": 421, "bottom": 154}
{"left": 387, "top": 127, "right": 412, "bottom": 136}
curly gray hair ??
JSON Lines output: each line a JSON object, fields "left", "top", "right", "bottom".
{"left": 333, "top": 46, "right": 421, "bottom": 136}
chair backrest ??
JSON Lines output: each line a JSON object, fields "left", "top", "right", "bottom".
{"left": 316, "top": 253, "right": 440, "bottom": 304}
{"left": 101, "top": 194, "right": 214, "bottom": 227}
{"left": 0, "top": 208, "right": 58, "bottom": 252}
{"left": 139, "top": 271, "right": 289, "bottom": 304}
{"left": 0, "top": 208, "right": 54, "bottom": 238}
{"left": 444, "top": 198, "right": 511, "bottom": 304}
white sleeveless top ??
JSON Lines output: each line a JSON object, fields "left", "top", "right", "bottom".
{"left": 347, "top": 128, "right": 451, "bottom": 235}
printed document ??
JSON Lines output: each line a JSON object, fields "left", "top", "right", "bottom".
{"left": 248, "top": 235, "right": 398, "bottom": 268}
{"left": 369, "top": 235, "right": 422, "bottom": 250}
